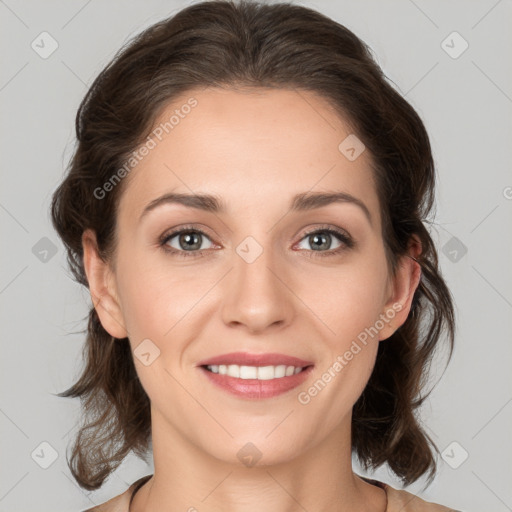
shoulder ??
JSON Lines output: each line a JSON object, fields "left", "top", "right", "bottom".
{"left": 81, "top": 490, "right": 130, "bottom": 512}
{"left": 81, "top": 475, "right": 153, "bottom": 512}
{"left": 384, "top": 483, "right": 461, "bottom": 512}
{"left": 81, "top": 489, "right": 131, "bottom": 512}
{"left": 358, "top": 475, "right": 460, "bottom": 512}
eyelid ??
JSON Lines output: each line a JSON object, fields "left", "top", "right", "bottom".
{"left": 298, "top": 224, "right": 352, "bottom": 241}
{"left": 159, "top": 223, "right": 219, "bottom": 245}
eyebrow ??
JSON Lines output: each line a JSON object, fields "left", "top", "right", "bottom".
{"left": 139, "top": 191, "right": 372, "bottom": 226}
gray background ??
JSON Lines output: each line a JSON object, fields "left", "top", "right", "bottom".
{"left": 1, "top": 0, "right": 511, "bottom": 510}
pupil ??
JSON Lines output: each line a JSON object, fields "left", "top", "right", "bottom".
{"left": 180, "top": 232, "right": 201, "bottom": 250}
{"left": 311, "top": 233, "right": 330, "bottom": 251}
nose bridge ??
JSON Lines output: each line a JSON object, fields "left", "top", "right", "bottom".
{"left": 221, "top": 233, "right": 294, "bottom": 332}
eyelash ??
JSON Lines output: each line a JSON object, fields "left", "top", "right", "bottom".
{"left": 158, "top": 224, "right": 354, "bottom": 259}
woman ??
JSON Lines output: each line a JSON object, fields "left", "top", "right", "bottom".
{"left": 51, "top": 1, "right": 460, "bottom": 510}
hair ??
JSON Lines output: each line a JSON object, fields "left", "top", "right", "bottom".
{"left": 51, "top": 0, "right": 456, "bottom": 491}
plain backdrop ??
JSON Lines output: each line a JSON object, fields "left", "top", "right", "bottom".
{"left": 1, "top": 1, "right": 511, "bottom": 511}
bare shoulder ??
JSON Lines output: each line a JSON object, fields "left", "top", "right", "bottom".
{"left": 81, "top": 486, "right": 132, "bottom": 512}
{"left": 80, "top": 475, "right": 152, "bottom": 512}
{"left": 385, "top": 484, "right": 462, "bottom": 512}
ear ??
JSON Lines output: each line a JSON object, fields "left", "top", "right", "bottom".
{"left": 378, "top": 235, "right": 422, "bottom": 341}
{"left": 82, "top": 229, "right": 128, "bottom": 339}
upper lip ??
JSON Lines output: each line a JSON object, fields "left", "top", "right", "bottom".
{"left": 197, "top": 352, "right": 314, "bottom": 368}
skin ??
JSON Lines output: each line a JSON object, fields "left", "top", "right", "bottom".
{"left": 82, "top": 87, "right": 421, "bottom": 512}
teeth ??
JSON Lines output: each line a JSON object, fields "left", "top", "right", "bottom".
{"left": 206, "top": 364, "right": 305, "bottom": 380}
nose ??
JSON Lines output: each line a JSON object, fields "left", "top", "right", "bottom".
{"left": 220, "top": 240, "right": 295, "bottom": 334}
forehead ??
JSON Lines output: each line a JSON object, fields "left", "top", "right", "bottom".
{"left": 117, "top": 86, "right": 380, "bottom": 226}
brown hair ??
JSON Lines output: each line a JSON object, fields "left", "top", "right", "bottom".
{"left": 51, "top": 0, "right": 455, "bottom": 491}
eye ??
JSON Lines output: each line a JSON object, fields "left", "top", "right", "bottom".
{"left": 160, "top": 226, "right": 215, "bottom": 258}
{"left": 294, "top": 226, "right": 354, "bottom": 257}
{"left": 158, "top": 224, "right": 354, "bottom": 259}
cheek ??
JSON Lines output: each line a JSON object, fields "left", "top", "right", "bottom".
{"left": 114, "top": 252, "right": 217, "bottom": 360}
{"left": 301, "top": 269, "right": 388, "bottom": 422}
{"left": 113, "top": 244, "right": 171, "bottom": 339}
{"left": 117, "top": 271, "right": 183, "bottom": 341}
{"left": 303, "top": 257, "right": 389, "bottom": 342}
{"left": 303, "top": 252, "right": 389, "bottom": 404}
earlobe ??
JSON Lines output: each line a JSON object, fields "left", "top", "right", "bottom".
{"left": 379, "top": 236, "right": 422, "bottom": 341}
{"left": 82, "top": 229, "right": 128, "bottom": 339}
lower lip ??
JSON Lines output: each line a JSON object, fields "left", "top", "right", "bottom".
{"left": 199, "top": 365, "right": 314, "bottom": 399}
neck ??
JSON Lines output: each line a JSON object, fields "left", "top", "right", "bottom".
{"left": 130, "top": 405, "right": 386, "bottom": 512}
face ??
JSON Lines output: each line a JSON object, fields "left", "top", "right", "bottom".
{"left": 84, "top": 87, "right": 419, "bottom": 467}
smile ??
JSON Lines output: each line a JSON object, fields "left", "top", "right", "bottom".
{"left": 204, "top": 364, "right": 305, "bottom": 379}
{"left": 199, "top": 364, "right": 314, "bottom": 399}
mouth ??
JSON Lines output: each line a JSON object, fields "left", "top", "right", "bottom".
{"left": 201, "top": 363, "right": 312, "bottom": 380}
{"left": 198, "top": 363, "right": 315, "bottom": 399}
